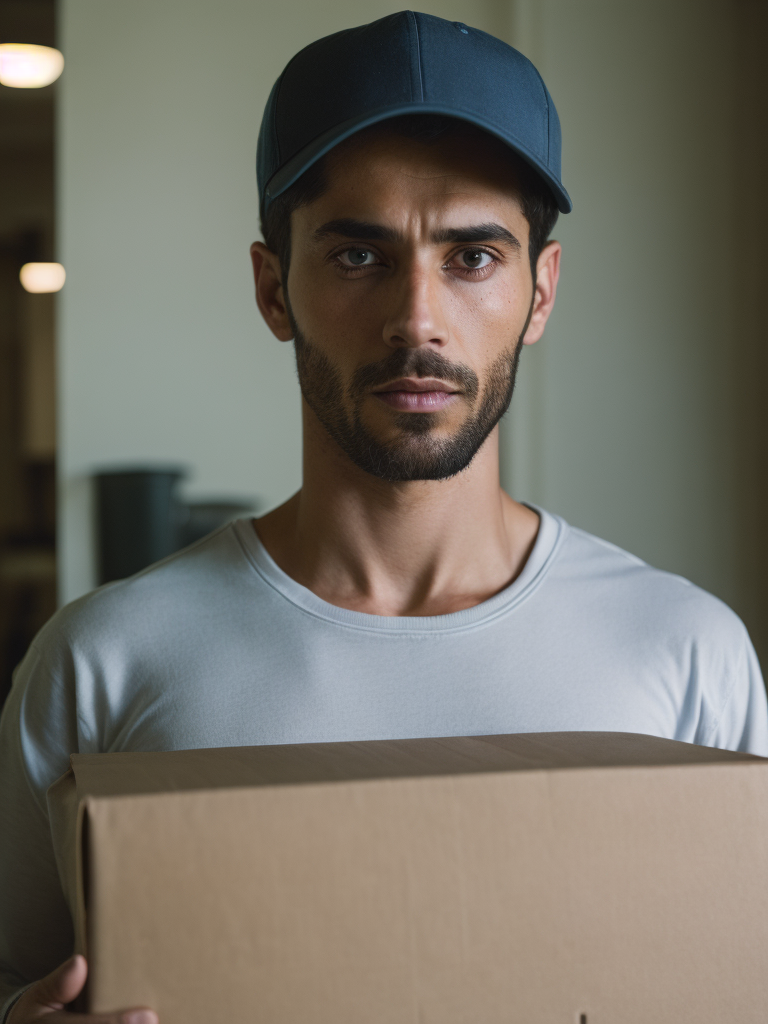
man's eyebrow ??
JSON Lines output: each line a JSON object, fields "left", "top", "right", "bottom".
{"left": 314, "top": 219, "right": 400, "bottom": 242}
{"left": 430, "top": 223, "right": 522, "bottom": 251}
{"left": 314, "top": 218, "right": 522, "bottom": 252}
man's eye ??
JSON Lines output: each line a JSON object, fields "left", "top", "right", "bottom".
{"left": 457, "top": 249, "right": 494, "bottom": 269}
{"left": 338, "top": 248, "right": 377, "bottom": 267}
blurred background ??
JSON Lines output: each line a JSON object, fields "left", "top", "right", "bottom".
{"left": 0, "top": 0, "right": 766, "bottom": 706}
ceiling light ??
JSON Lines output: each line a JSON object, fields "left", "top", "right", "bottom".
{"left": 20, "top": 263, "right": 66, "bottom": 293}
{"left": 0, "top": 43, "right": 64, "bottom": 88}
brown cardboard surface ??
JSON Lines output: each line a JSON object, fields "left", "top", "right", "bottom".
{"left": 49, "top": 733, "right": 768, "bottom": 1023}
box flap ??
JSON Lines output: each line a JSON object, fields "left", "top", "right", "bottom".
{"left": 47, "top": 769, "right": 88, "bottom": 957}
{"left": 68, "top": 731, "right": 760, "bottom": 799}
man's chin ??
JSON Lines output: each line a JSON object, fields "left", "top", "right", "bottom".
{"left": 364, "top": 408, "right": 464, "bottom": 440}
{"left": 341, "top": 429, "right": 483, "bottom": 483}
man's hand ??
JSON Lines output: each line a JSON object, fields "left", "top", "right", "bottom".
{"left": 7, "top": 956, "right": 157, "bottom": 1024}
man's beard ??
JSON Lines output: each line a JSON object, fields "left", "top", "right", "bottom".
{"left": 291, "top": 314, "right": 524, "bottom": 483}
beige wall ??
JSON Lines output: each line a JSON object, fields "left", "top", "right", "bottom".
{"left": 60, "top": 0, "right": 762, "bottom": 657}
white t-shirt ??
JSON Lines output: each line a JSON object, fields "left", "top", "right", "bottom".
{"left": 1, "top": 508, "right": 767, "bottom": 1013}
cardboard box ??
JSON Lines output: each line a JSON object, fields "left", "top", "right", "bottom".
{"left": 48, "top": 732, "right": 768, "bottom": 1023}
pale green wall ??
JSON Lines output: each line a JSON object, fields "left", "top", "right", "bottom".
{"left": 60, "top": 0, "right": 741, "bottom": 615}
{"left": 503, "top": 0, "right": 739, "bottom": 608}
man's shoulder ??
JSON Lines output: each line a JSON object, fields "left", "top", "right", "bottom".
{"left": 35, "top": 521, "right": 257, "bottom": 658}
{"left": 553, "top": 517, "right": 749, "bottom": 648}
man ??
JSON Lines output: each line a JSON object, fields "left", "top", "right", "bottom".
{"left": 2, "top": 11, "right": 767, "bottom": 1024}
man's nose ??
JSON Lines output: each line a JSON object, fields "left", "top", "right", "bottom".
{"left": 382, "top": 264, "right": 450, "bottom": 351}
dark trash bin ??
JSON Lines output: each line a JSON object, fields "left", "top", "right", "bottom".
{"left": 95, "top": 468, "right": 186, "bottom": 584}
{"left": 95, "top": 468, "right": 257, "bottom": 585}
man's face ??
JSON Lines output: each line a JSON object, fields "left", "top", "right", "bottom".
{"left": 283, "top": 129, "right": 539, "bottom": 482}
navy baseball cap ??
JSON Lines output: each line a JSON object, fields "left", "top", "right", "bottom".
{"left": 257, "top": 11, "right": 571, "bottom": 217}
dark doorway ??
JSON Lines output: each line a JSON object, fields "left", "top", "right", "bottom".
{"left": 0, "top": 0, "right": 57, "bottom": 708}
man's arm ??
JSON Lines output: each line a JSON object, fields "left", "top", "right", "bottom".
{"left": 1, "top": 642, "right": 159, "bottom": 1024}
{"left": 0, "top": 645, "right": 76, "bottom": 1018}
{"left": 706, "top": 625, "right": 768, "bottom": 756}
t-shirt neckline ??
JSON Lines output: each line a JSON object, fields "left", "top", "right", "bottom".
{"left": 233, "top": 504, "right": 565, "bottom": 635}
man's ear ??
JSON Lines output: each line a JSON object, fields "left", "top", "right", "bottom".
{"left": 250, "top": 241, "right": 294, "bottom": 341}
{"left": 522, "top": 239, "right": 561, "bottom": 347}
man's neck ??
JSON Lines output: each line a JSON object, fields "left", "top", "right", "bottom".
{"left": 254, "top": 413, "right": 540, "bottom": 617}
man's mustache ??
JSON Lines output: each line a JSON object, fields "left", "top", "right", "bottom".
{"left": 350, "top": 348, "right": 479, "bottom": 401}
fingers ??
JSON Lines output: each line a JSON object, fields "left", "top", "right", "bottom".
{"left": 32, "top": 955, "right": 88, "bottom": 1010}
{"left": 52, "top": 1012, "right": 157, "bottom": 1024}
{"left": 8, "top": 956, "right": 158, "bottom": 1024}
{"left": 16, "top": 1012, "right": 157, "bottom": 1024}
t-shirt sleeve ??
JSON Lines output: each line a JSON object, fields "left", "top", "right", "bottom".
{"left": 706, "top": 626, "right": 768, "bottom": 756}
{"left": 0, "top": 638, "right": 80, "bottom": 1019}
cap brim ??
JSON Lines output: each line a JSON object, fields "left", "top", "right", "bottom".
{"left": 263, "top": 103, "right": 572, "bottom": 215}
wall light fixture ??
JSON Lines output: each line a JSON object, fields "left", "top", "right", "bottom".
{"left": 20, "top": 263, "right": 66, "bottom": 293}
{"left": 0, "top": 43, "right": 64, "bottom": 88}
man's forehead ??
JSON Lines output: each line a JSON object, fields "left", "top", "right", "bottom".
{"left": 296, "top": 132, "right": 528, "bottom": 237}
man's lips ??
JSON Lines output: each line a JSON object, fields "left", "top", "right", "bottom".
{"left": 375, "top": 377, "right": 458, "bottom": 394}
{"left": 372, "top": 377, "right": 460, "bottom": 412}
